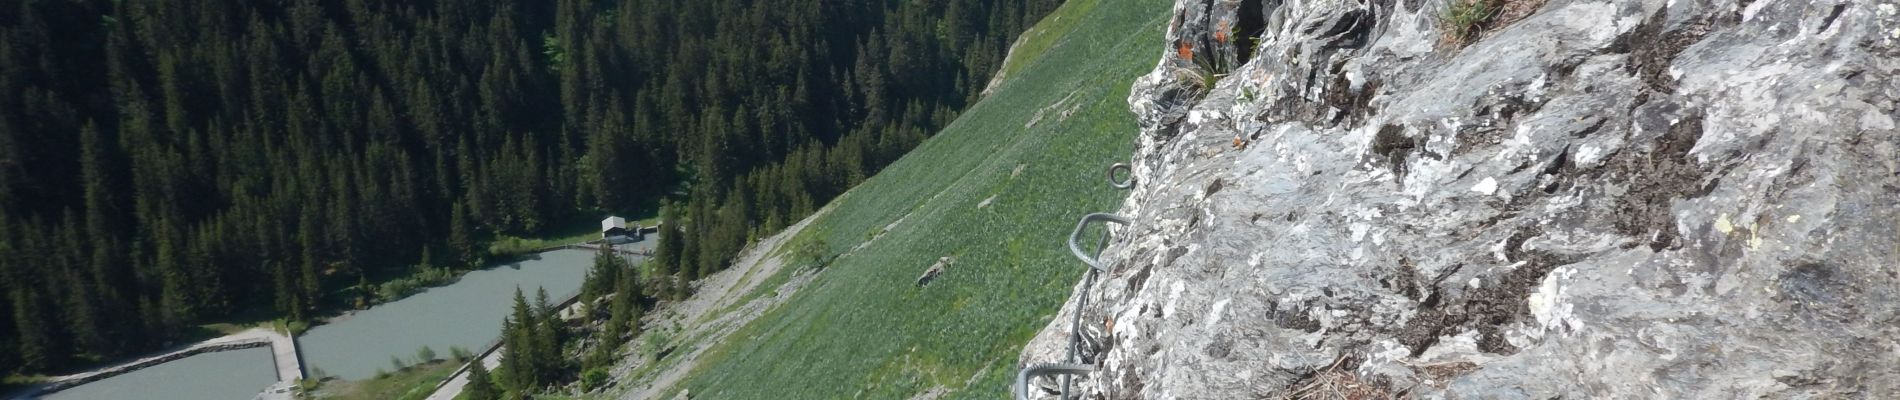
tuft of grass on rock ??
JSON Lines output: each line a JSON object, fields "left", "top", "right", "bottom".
{"left": 1439, "top": 0, "right": 1499, "bottom": 46}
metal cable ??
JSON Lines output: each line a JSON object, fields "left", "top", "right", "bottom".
{"left": 1016, "top": 163, "right": 1135, "bottom": 400}
{"left": 1060, "top": 226, "right": 1113, "bottom": 397}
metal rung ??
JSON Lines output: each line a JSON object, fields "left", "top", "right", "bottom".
{"left": 1068, "top": 213, "right": 1129, "bottom": 272}
{"left": 1014, "top": 362, "right": 1094, "bottom": 400}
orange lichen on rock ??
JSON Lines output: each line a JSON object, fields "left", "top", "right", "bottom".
{"left": 1215, "top": 20, "right": 1229, "bottom": 43}
{"left": 1178, "top": 41, "right": 1194, "bottom": 61}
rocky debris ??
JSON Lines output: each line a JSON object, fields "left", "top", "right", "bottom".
{"left": 918, "top": 256, "right": 956, "bottom": 287}
{"left": 613, "top": 207, "right": 831, "bottom": 400}
{"left": 1022, "top": 0, "right": 1900, "bottom": 398}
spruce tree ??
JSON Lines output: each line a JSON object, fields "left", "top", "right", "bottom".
{"left": 155, "top": 220, "right": 194, "bottom": 335}
{"left": 532, "top": 287, "right": 562, "bottom": 384}
{"left": 498, "top": 318, "right": 524, "bottom": 394}
{"left": 63, "top": 269, "right": 108, "bottom": 357}
{"left": 655, "top": 202, "right": 682, "bottom": 277}
{"left": 534, "top": 287, "right": 554, "bottom": 323}
{"left": 465, "top": 360, "right": 500, "bottom": 400}
{"left": 78, "top": 121, "right": 129, "bottom": 350}
{"left": 502, "top": 288, "right": 536, "bottom": 391}
{"left": 607, "top": 264, "right": 642, "bottom": 342}
{"left": 449, "top": 201, "right": 475, "bottom": 268}
{"left": 12, "top": 289, "right": 60, "bottom": 371}
{"left": 582, "top": 250, "right": 611, "bottom": 304}
{"left": 298, "top": 210, "right": 323, "bottom": 314}
{"left": 271, "top": 261, "right": 295, "bottom": 318}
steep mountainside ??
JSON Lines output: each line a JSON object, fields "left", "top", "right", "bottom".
{"left": 597, "top": 0, "right": 1173, "bottom": 398}
{"left": 1020, "top": 0, "right": 1898, "bottom": 397}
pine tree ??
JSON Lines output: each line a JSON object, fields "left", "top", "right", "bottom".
{"left": 532, "top": 287, "right": 562, "bottom": 384}
{"left": 63, "top": 268, "right": 108, "bottom": 357}
{"left": 449, "top": 201, "right": 476, "bottom": 268}
{"left": 12, "top": 289, "right": 62, "bottom": 371}
{"left": 78, "top": 121, "right": 129, "bottom": 352}
{"left": 155, "top": 219, "right": 194, "bottom": 335}
{"left": 582, "top": 248, "right": 620, "bottom": 305}
{"left": 188, "top": 227, "right": 226, "bottom": 316}
{"left": 606, "top": 262, "right": 640, "bottom": 341}
{"left": 534, "top": 287, "right": 554, "bottom": 322}
{"left": 655, "top": 202, "right": 683, "bottom": 277}
{"left": 465, "top": 360, "right": 500, "bottom": 400}
{"left": 497, "top": 318, "right": 524, "bottom": 394}
{"left": 272, "top": 261, "right": 298, "bottom": 319}
{"left": 299, "top": 210, "right": 323, "bottom": 314}
{"left": 502, "top": 288, "right": 536, "bottom": 391}
{"left": 326, "top": 173, "right": 362, "bottom": 280}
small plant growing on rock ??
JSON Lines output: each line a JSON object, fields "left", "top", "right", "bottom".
{"left": 1174, "top": 35, "right": 1238, "bottom": 96}
{"left": 1196, "top": 62, "right": 1226, "bottom": 90}
{"left": 1439, "top": 0, "right": 1499, "bottom": 46}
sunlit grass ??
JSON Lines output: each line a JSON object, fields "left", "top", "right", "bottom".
{"left": 655, "top": 1, "right": 1173, "bottom": 399}
{"left": 994, "top": 0, "right": 1106, "bottom": 81}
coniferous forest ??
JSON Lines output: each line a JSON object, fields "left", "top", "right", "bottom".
{"left": 0, "top": 0, "right": 1059, "bottom": 375}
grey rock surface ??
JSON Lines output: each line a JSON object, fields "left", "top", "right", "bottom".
{"left": 1020, "top": 0, "right": 1900, "bottom": 398}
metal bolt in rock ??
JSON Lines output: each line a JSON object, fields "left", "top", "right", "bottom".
{"left": 1106, "top": 163, "right": 1134, "bottom": 189}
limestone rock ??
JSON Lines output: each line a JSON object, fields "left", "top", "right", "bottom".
{"left": 918, "top": 256, "right": 954, "bottom": 287}
{"left": 1021, "top": 0, "right": 1900, "bottom": 398}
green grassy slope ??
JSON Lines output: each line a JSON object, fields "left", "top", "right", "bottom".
{"left": 994, "top": 0, "right": 1109, "bottom": 82}
{"left": 658, "top": 1, "right": 1170, "bottom": 398}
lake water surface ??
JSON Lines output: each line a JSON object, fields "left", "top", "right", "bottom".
{"left": 41, "top": 347, "right": 276, "bottom": 400}
{"left": 298, "top": 248, "right": 598, "bottom": 380}
{"left": 42, "top": 241, "right": 651, "bottom": 399}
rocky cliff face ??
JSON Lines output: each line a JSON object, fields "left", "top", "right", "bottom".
{"left": 1018, "top": 0, "right": 1900, "bottom": 397}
